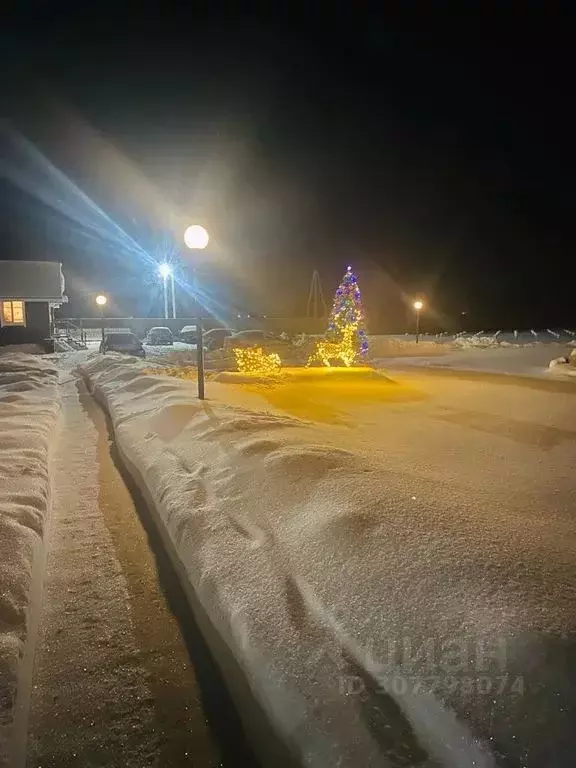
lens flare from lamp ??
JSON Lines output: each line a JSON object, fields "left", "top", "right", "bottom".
{"left": 158, "top": 263, "right": 172, "bottom": 278}
{"left": 184, "top": 225, "right": 209, "bottom": 250}
{"left": 95, "top": 294, "right": 107, "bottom": 306}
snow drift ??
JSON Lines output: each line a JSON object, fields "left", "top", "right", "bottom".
{"left": 548, "top": 349, "right": 576, "bottom": 377}
{"left": 79, "top": 354, "right": 502, "bottom": 768}
{"left": 0, "top": 354, "right": 59, "bottom": 765}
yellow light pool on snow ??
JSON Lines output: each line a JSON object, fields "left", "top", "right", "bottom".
{"left": 184, "top": 225, "right": 210, "bottom": 250}
{"left": 233, "top": 347, "right": 282, "bottom": 376}
{"left": 413, "top": 300, "right": 424, "bottom": 311}
{"left": 95, "top": 294, "right": 107, "bottom": 306}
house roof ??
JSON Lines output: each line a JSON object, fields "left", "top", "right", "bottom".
{"left": 0, "top": 261, "right": 67, "bottom": 302}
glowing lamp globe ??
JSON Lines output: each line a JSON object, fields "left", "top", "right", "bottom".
{"left": 158, "top": 263, "right": 172, "bottom": 278}
{"left": 95, "top": 294, "right": 107, "bottom": 306}
{"left": 184, "top": 225, "right": 209, "bottom": 250}
{"left": 413, "top": 300, "right": 424, "bottom": 311}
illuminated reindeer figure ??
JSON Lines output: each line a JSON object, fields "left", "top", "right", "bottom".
{"left": 307, "top": 323, "right": 358, "bottom": 367}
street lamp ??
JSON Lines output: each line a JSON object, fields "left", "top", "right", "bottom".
{"left": 183, "top": 224, "right": 209, "bottom": 400}
{"left": 158, "top": 263, "right": 173, "bottom": 319}
{"left": 413, "top": 299, "right": 424, "bottom": 344}
{"left": 184, "top": 224, "right": 209, "bottom": 250}
{"left": 95, "top": 294, "right": 107, "bottom": 340}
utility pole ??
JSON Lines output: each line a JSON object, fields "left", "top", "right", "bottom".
{"left": 307, "top": 270, "right": 327, "bottom": 318}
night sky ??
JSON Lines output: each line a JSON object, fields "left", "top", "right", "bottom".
{"left": 1, "top": 6, "right": 574, "bottom": 331}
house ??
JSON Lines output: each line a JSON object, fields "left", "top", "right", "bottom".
{"left": 0, "top": 260, "right": 67, "bottom": 339}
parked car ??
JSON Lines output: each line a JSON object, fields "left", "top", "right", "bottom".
{"left": 145, "top": 326, "right": 173, "bottom": 345}
{"left": 203, "top": 328, "right": 233, "bottom": 351}
{"left": 223, "top": 330, "right": 266, "bottom": 350}
{"left": 223, "top": 329, "right": 292, "bottom": 353}
{"left": 100, "top": 332, "right": 145, "bottom": 357}
{"left": 179, "top": 325, "right": 197, "bottom": 344}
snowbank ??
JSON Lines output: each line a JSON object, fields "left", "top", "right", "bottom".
{"left": 548, "top": 356, "right": 570, "bottom": 368}
{"left": 367, "top": 335, "right": 450, "bottom": 359}
{"left": 548, "top": 351, "right": 576, "bottom": 377}
{"left": 80, "top": 355, "right": 497, "bottom": 767}
{"left": 0, "top": 345, "right": 46, "bottom": 356}
{"left": 0, "top": 354, "right": 59, "bottom": 765}
{"left": 374, "top": 342, "right": 576, "bottom": 379}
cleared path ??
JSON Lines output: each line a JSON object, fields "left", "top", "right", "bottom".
{"left": 25, "top": 370, "right": 236, "bottom": 767}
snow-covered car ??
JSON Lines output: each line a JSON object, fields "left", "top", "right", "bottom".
{"left": 223, "top": 330, "right": 272, "bottom": 349}
{"left": 223, "top": 330, "right": 293, "bottom": 358}
{"left": 203, "top": 328, "right": 233, "bottom": 351}
{"left": 178, "top": 325, "right": 197, "bottom": 344}
{"left": 100, "top": 332, "right": 145, "bottom": 357}
{"left": 145, "top": 326, "right": 173, "bottom": 345}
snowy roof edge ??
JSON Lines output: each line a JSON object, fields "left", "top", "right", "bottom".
{"left": 0, "top": 260, "right": 67, "bottom": 302}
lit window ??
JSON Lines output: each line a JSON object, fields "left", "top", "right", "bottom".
{"left": 1, "top": 300, "right": 26, "bottom": 326}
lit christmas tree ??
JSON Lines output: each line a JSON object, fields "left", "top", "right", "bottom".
{"left": 308, "top": 266, "right": 368, "bottom": 366}
{"left": 327, "top": 266, "right": 368, "bottom": 356}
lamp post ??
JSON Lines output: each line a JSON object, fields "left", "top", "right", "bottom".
{"left": 95, "top": 294, "right": 107, "bottom": 340}
{"left": 183, "top": 225, "right": 210, "bottom": 400}
{"left": 413, "top": 299, "right": 424, "bottom": 343}
{"left": 158, "top": 263, "right": 172, "bottom": 319}
{"left": 170, "top": 270, "right": 176, "bottom": 319}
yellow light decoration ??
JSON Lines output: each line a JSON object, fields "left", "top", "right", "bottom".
{"left": 307, "top": 323, "right": 358, "bottom": 367}
{"left": 233, "top": 346, "right": 282, "bottom": 376}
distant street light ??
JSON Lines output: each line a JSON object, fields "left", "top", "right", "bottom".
{"left": 413, "top": 299, "right": 424, "bottom": 343}
{"left": 158, "top": 263, "right": 173, "bottom": 319}
{"left": 95, "top": 295, "right": 107, "bottom": 340}
{"left": 183, "top": 224, "right": 210, "bottom": 400}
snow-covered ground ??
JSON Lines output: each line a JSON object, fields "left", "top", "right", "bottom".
{"left": 80, "top": 354, "right": 576, "bottom": 767}
{"left": 0, "top": 354, "right": 59, "bottom": 767}
{"left": 375, "top": 341, "right": 576, "bottom": 379}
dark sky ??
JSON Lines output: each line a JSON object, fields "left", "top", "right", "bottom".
{"left": 1, "top": 6, "right": 574, "bottom": 330}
